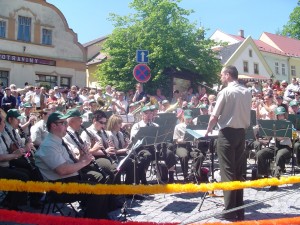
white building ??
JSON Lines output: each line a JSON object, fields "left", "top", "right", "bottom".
{"left": 0, "top": 0, "right": 86, "bottom": 89}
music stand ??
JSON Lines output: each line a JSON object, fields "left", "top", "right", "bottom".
{"left": 257, "top": 119, "right": 293, "bottom": 176}
{"left": 287, "top": 114, "right": 300, "bottom": 175}
{"left": 116, "top": 139, "right": 143, "bottom": 221}
{"left": 191, "top": 108, "right": 200, "bottom": 118}
{"left": 244, "top": 126, "right": 257, "bottom": 180}
{"left": 184, "top": 127, "right": 221, "bottom": 211}
{"left": 154, "top": 113, "right": 177, "bottom": 127}
{"left": 196, "top": 115, "right": 210, "bottom": 129}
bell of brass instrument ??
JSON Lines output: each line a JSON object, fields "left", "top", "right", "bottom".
{"left": 97, "top": 97, "right": 106, "bottom": 108}
{"left": 131, "top": 102, "right": 144, "bottom": 115}
{"left": 165, "top": 100, "right": 179, "bottom": 113}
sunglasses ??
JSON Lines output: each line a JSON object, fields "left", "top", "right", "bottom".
{"left": 54, "top": 121, "right": 68, "bottom": 126}
{"left": 97, "top": 121, "right": 107, "bottom": 125}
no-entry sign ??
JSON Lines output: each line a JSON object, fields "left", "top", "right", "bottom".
{"left": 133, "top": 64, "right": 151, "bottom": 83}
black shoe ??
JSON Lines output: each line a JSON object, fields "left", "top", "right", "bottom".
{"left": 269, "top": 186, "right": 278, "bottom": 191}
{"left": 168, "top": 171, "right": 175, "bottom": 183}
{"left": 237, "top": 214, "right": 245, "bottom": 221}
{"left": 8, "top": 205, "right": 22, "bottom": 211}
{"left": 216, "top": 214, "right": 237, "bottom": 222}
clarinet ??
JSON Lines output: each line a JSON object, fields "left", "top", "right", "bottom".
{"left": 5, "top": 126, "right": 36, "bottom": 171}
{"left": 80, "top": 125, "right": 118, "bottom": 164}
{"left": 101, "top": 128, "right": 119, "bottom": 164}
{"left": 66, "top": 130, "right": 110, "bottom": 181}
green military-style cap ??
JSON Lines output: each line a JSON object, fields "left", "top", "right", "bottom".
{"left": 46, "top": 111, "right": 69, "bottom": 127}
{"left": 183, "top": 109, "right": 193, "bottom": 119}
{"left": 23, "top": 102, "right": 33, "bottom": 108}
{"left": 150, "top": 104, "right": 159, "bottom": 111}
{"left": 199, "top": 104, "right": 209, "bottom": 109}
{"left": 275, "top": 106, "right": 286, "bottom": 115}
{"left": 141, "top": 105, "right": 151, "bottom": 112}
{"left": 64, "top": 108, "right": 83, "bottom": 119}
{"left": 6, "top": 109, "right": 25, "bottom": 120}
{"left": 289, "top": 100, "right": 298, "bottom": 107}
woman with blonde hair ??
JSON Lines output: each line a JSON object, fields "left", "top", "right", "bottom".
{"left": 106, "top": 114, "right": 136, "bottom": 184}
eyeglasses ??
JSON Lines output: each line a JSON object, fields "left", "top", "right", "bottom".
{"left": 54, "top": 121, "right": 68, "bottom": 126}
{"left": 35, "top": 87, "right": 40, "bottom": 90}
{"left": 97, "top": 121, "right": 107, "bottom": 125}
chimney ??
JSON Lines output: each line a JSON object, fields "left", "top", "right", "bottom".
{"left": 238, "top": 29, "right": 244, "bottom": 38}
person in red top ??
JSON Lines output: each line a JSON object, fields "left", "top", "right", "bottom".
{"left": 46, "top": 89, "right": 58, "bottom": 106}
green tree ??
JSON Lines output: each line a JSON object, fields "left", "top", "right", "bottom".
{"left": 280, "top": 1, "right": 300, "bottom": 39}
{"left": 97, "top": 0, "right": 221, "bottom": 96}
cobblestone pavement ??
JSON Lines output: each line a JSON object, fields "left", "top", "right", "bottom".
{"left": 108, "top": 182, "right": 300, "bottom": 224}
{"left": 108, "top": 160, "right": 300, "bottom": 224}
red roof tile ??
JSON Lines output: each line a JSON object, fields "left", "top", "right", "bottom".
{"left": 262, "top": 32, "right": 300, "bottom": 57}
{"left": 254, "top": 40, "right": 286, "bottom": 56}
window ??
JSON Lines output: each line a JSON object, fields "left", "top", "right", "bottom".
{"left": 42, "top": 28, "right": 52, "bottom": 45}
{"left": 254, "top": 63, "right": 259, "bottom": 74}
{"left": 275, "top": 62, "right": 279, "bottom": 75}
{"left": 291, "top": 65, "right": 296, "bottom": 76}
{"left": 0, "top": 71, "right": 9, "bottom": 88}
{"left": 243, "top": 61, "right": 248, "bottom": 73}
{"left": 36, "top": 74, "right": 57, "bottom": 88}
{"left": 282, "top": 63, "right": 286, "bottom": 75}
{"left": 60, "top": 77, "right": 71, "bottom": 89}
{"left": 17, "top": 16, "right": 31, "bottom": 42}
{"left": 249, "top": 49, "right": 252, "bottom": 57}
{"left": 0, "top": 20, "right": 6, "bottom": 38}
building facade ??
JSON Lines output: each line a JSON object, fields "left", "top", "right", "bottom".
{"left": 0, "top": 0, "right": 86, "bottom": 89}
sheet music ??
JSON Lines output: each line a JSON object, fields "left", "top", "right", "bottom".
{"left": 117, "top": 139, "right": 143, "bottom": 171}
{"left": 120, "top": 114, "right": 135, "bottom": 123}
{"left": 186, "top": 129, "right": 219, "bottom": 139}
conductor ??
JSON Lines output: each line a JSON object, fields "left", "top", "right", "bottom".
{"left": 205, "top": 65, "right": 252, "bottom": 221}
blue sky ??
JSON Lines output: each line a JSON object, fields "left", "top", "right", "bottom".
{"left": 47, "top": 0, "right": 298, "bottom": 44}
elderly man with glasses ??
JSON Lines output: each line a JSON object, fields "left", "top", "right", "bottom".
{"left": 35, "top": 110, "right": 112, "bottom": 219}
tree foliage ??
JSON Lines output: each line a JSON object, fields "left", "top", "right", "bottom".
{"left": 280, "top": 1, "right": 300, "bottom": 39}
{"left": 96, "top": 0, "right": 221, "bottom": 95}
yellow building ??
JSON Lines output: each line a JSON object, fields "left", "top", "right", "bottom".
{"left": 84, "top": 36, "right": 108, "bottom": 88}
{"left": 0, "top": 0, "right": 86, "bottom": 88}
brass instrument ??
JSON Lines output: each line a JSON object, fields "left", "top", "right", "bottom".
{"left": 131, "top": 96, "right": 158, "bottom": 115}
{"left": 165, "top": 100, "right": 179, "bottom": 113}
{"left": 131, "top": 102, "right": 144, "bottom": 115}
{"left": 96, "top": 96, "right": 106, "bottom": 108}
{"left": 96, "top": 94, "right": 114, "bottom": 111}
